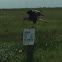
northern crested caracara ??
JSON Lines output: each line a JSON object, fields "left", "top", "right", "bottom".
{"left": 24, "top": 10, "right": 45, "bottom": 27}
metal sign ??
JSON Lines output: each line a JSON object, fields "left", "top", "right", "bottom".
{"left": 23, "top": 28, "right": 35, "bottom": 45}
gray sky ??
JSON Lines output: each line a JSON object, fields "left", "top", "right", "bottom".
{"left": 0, "top": 0, "right": 62, "bottom": 8}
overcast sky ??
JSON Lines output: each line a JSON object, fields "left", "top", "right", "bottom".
{"left": 0, "top": 0, "right": 62, "bottom": 8}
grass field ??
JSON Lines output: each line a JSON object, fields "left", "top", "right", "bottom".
{"left": 0, "top": 8, "right": 62, "bottom": 62}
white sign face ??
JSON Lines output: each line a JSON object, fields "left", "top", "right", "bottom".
{"left": 23, "top": 28, "right": 35, "bottom": 45}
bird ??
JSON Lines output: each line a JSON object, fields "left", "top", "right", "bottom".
{"left": 24, "top": 10, "right": 45, "bottom": 27}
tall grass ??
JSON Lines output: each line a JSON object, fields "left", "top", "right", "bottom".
{"left": 0, "top": 8, "right": 62, "bottom": 62}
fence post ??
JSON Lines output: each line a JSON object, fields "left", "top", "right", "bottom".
{"left": 26, "top": 45, "right": 34, "bottom": 62}
{"left": 23, "top": 27, "right": 35, "bottom": 62}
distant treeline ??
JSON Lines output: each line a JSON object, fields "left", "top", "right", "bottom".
{"left": 0, "top": 7, "right": 62, "bottom": 10}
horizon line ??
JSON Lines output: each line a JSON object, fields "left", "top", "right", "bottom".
{"left": 0, "top": 7, "right": 62, "bottom": 9}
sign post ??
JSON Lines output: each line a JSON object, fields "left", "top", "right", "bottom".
{"left": 23, "top": 28, "right": 35, "bottom": 62}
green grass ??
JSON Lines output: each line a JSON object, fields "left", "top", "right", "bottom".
{"left": 0, "top": 8, "right": 62, "bottom": 62}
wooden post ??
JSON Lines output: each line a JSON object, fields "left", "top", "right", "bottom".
{"left": 23, "top": 27, "right": 35, "bottom": 62}
{"left": 26, "top": 27, "right": 34, "bottom": 62}
{"left": 26, "top": 45, "right": 34, "bottom": 62}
